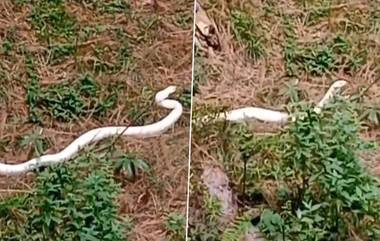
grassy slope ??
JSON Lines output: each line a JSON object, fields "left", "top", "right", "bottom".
{"left": 191, "top": 0, "right": 380, "bottom": 240}
{"left": 0, "top": 0, "right": 193, "bottom": 240}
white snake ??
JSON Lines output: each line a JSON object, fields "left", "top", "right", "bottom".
{"left": 0, "top": 86, "right": 183, "bottom": 176}
{"left": 0, "top": 80, "right": 347, "bottom": 176}
{"left": 196, "top": 80, "right": 348, "bottom": 124}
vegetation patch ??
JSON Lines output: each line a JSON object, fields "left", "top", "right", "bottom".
{"left": 27, "top": 73, "right": 118, "bottom": 123}
{"left": 30, "top": 0, "right": 77, "bottom": 41}
{"left": 0, "top": 153, "right": 130, "bottom": 241}
{"left": 221, "top": 100, "right": 380, "bottom": 241}
{"left": 231, "top": 9, "right": 265, "bottom": 61}
{"left": 284, "top": 36, "right": 366, "bottom": 76}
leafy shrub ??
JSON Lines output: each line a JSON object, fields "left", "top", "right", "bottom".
{"left": 165, "top": 212, "right": 186, "bottom": 241}
{"left": 0, "top": 154, "right": 128, "bottom": 241}
{"left": 246, "top": 99, "right": 380, "bottom": 240}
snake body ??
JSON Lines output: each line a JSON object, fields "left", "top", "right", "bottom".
{"left": 0, "top": 86, "right": 183, "bottom": 176}
{"left": 0, "top": 81, "right": 347, "bottom": 175}
{"left": 197, "top": 80, "right": 347, "bottom": 124}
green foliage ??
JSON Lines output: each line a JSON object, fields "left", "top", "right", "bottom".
{"left": 114, "top": 154, "right": 150, "bottom": 180}
{"left": 259, "top": 210, "right": 285, "bottom": 240}
{"left": 26, "top": 73, "right": 118, "bottom": 123}
{"left": 221, "top": 213, "right": 253, "bottom": 241}
{"left": 248, "top": 100, "right": 380, "bottom": 240}
{"left": 188, "top": 195, "right": 223, "bottom": 241}
{"left": 284, "top": 36, "right": 366, "bottom": 76}
{"left": 75, "top": 0, "right": 130, "bottom": 14}
{"left": 0, "top": 154, "right": 127, "bottom": 241}
{"left": 30, "top": 0, "right": 77, "bottom": 41}
{"left": 126, "top": 87, "right": 154, "bottom": 125}
{"left": 49, "top": 43, "right": 76, "bottom": 64}
{"left": 361, "top": 104, "right": 380, "bottom": 126}
{"left": 301, "top": 0, "right": 332, "bottom": 26}
{"left": 18, "top": 129, "right": 49, "bottom": 156}
{"left": 165, "top": 212, "right": 186, "bottom": 241}
{"left": 231, "top": 10, "right": 265, "bottom": 60}
{"left": 179, "top": 88, "right": 192, "bottom": 108}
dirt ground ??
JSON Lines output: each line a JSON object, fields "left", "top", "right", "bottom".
{"left": 190, "top": 0, "right": 380, "bottom": 239}
{"left": 0, "top": 0, "right": 193, "bottom": 240}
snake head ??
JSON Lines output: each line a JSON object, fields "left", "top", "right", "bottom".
{"left": 330, "top": 80, "right": 348, "bottom": 93}
{"left": 155, "top": 86, "right": 177, "bottom": 103}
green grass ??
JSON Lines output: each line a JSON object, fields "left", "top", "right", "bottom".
{"left": 126, "top": 87, "right": 154, "bottom": 125}
{"left": 30, "top": 0, "right": 77, "bottom": 41}
{"left": 231, "top": 10, "right": 265, "bottom": 60}
{"left": 74, "top": 0, "right": 130, "bottom": 14}
{"left": 26, "top": 73, "right": 118, "bottom": 123}
{"left": 284, "top": 35, "right": 366, "bottom": 76}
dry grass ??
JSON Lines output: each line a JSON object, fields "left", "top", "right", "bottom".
{"left": 0, "top": 0, "right": 193, "bottom": 240}
{"left": 191, "top": 0, "right": 380, "bottom": 239}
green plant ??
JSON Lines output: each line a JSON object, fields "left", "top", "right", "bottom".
{"left": 126, "top": 87, "right": 154, "bottom": 125}
{"left": 231, "top": 10, "right": 265, "bottom": 60}
{"left": 179, "top": 88, "right": 192, "bottom": 108}
{"left": 361, "top": 104, "right": 380, "bottom": 126}
{"left": 302, "top": 0, "right": 332, "bottom": 26}
{"left": 284, "top": 36, "right": 366, "bottom": 76}
{"left": 187, "top": 195, "right": 223, "bottom": 241}
{"left": 26, "top": 73, "right": 118, "bottom": 123}
{"left": 114, "top": 154, "right": 150, "bottom": 180}
{"left": 165, "top": 212, "right": 186, "bottom": 241}
{"left": 18, "top": 129, "right": 49, "bottom": 156}
{"left": 75, "top": 0, "right": 130, "bottom": 14}
{"left": 251, "top": 99, "right": 380, "bottom": 240}
{"left": 0, "top": 153, "right": 128, "bottom": 241}
{"left": 221, "top": 213, "right": 253, "bottom": 241}
{"left": 30, "top": 0, "right": 77, "bottom": 41}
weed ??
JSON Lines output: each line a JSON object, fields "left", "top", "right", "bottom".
{"left": 114, "top": 154, "right": 150, "bottom": 181}
{"left": 301, "top": 0, "right": 331, "bottom": 26}
{"left": 30, "top": 0, "right": 77, "bottom": 41}
{"left": 284, "top": 36, "right": 366, "bottom": 76}
{"left": 0, "top": 153, "right": 127, "bottom": 240}
{"left": 49, "top": 43, "right": 76, "bottom": 64}
{"left": 18, "top": 129, "right": 48, "bottom": 156}
{"left": 231, "top": 10, "right": 265, "bottom": 60}
{"left": 221, "top": 213, "right": 253, "bottom": 241}
{"left": 135, "top": 15, "right": 160, "bottom": 43}
{"left": 173, "top": 10, "right": 194, "bottom": 29}
{"left": 75, "top": 0, "right": 130, "bottom": 14}
{"left": 26, "top": 73, "right": 118, "bottom": 123}
{"left": 188, "top": 195, "right": 223, "bottom": 241}
{"left": 179, "top": 88, "right": 192, "bottom": 108}
{"left": 361, "top": 104, "right": 380, "bottom": 126}
{"left": 126, "top": 87, "right": 154, "bottom": 125}
{"left": 243, "top": 100, "right": 380, "bottom": 240}
{"left": 165, "top": 212, "right": 186, "bottom": 241}
{"left": 192, "top": 54, "right": 206, "bottom": 95}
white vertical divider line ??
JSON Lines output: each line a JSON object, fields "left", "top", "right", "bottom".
{"left": 185, "top": 0, "right": 197, "bottom": 240}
